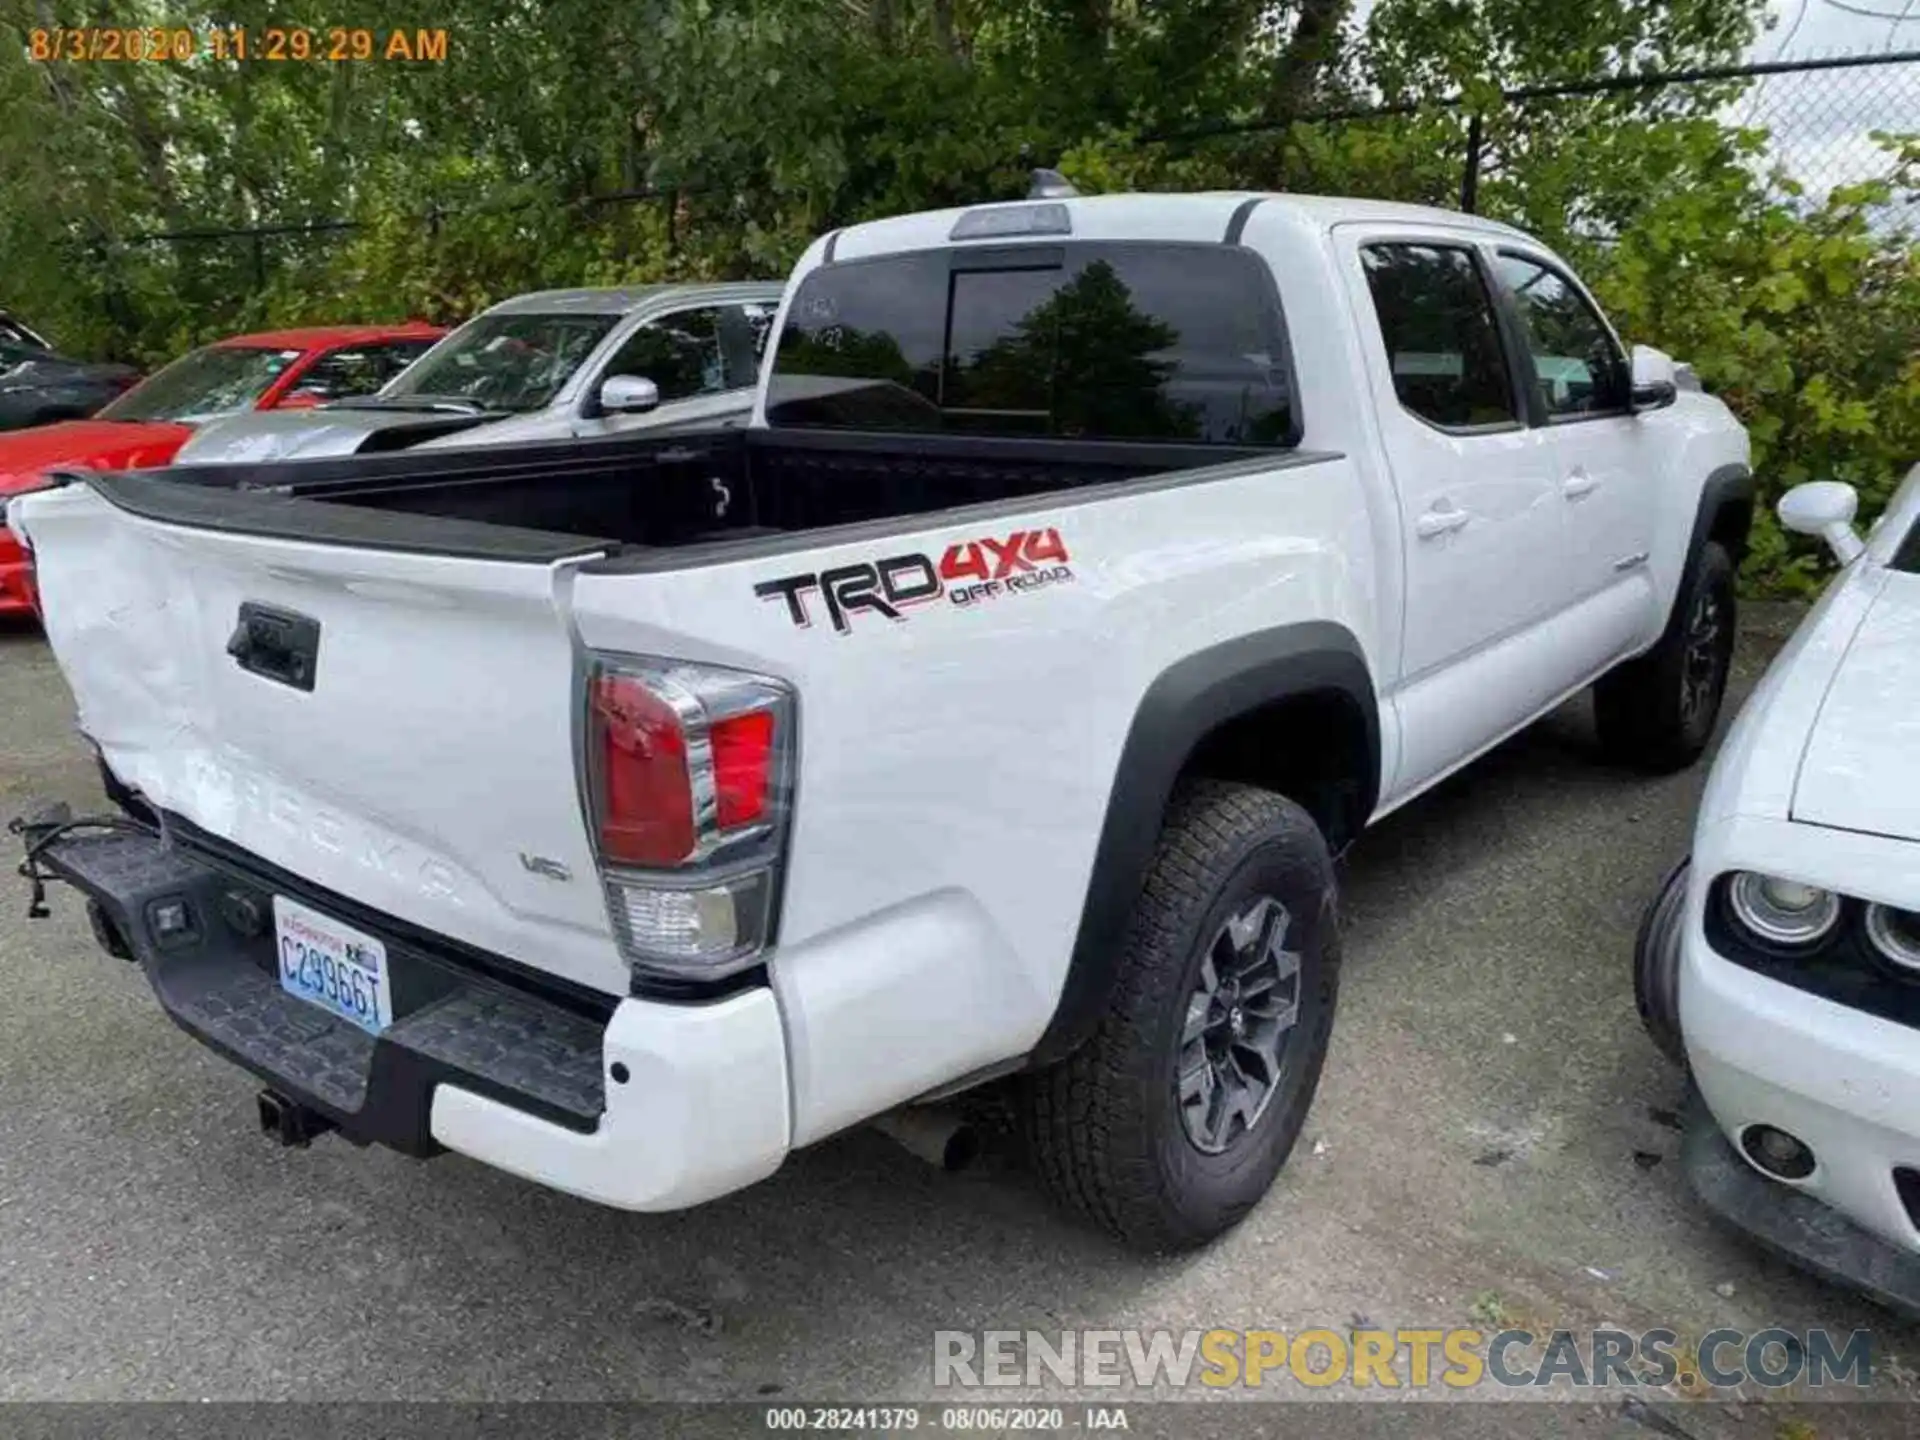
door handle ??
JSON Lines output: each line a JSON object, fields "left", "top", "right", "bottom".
{"left": 1415, "top": 504, "right": 1470, "bottom": 539}
{"left": 1563, "top": 470, "right": 1599, "bottom": 500}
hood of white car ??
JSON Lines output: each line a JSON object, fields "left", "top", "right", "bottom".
{"left": 1793, "top": 572, "right": 1920, "bottom": 841}
{"left": 173, "top": 407, "right": 494, "bottom": 465}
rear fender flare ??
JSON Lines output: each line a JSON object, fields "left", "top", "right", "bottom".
{"left": 1029, "top": 622, "right": 1379, "bottom": 1067}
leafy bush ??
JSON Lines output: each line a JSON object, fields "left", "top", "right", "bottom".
{"left": 1580, "top": 137, "right": 1919, "bottom": 594}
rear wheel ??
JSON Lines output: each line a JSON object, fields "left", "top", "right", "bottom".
{"left": 1022, "top": 781, "right": 1340, "bottom": 1251}
{"left": 1594, "top": 541, "right": 1736, "bottom": 773}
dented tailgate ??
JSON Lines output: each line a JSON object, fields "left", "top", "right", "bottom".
{"left": 14, "top": 478, "right": 634, "bottom": 997}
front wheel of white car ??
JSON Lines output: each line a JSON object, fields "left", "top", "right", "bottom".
{"left": 1021, "top": 781, "right": 1340, "bottom": 1252}
{"left": 1634, "top": 857, "right": 1690, "bottom": 1065}
{"left": 1594, "top": 541, "right": 1737, "bottom": 773}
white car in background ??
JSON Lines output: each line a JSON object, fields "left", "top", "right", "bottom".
{"left": 1637, "top": 464, "right": 1920, "bottom": 1314}
{"left": 174, "top": 282, "right": 784, "bottom": 464}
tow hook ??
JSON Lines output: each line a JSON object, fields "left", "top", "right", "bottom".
{"left": 257, "top": 1089, "right": 335, "bottom": 1148}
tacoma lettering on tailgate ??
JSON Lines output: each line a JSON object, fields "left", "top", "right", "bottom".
{"left": 182, "top": 752, "right": 466, "bottom": 904}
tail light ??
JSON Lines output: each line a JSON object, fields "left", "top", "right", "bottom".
{"left": 584, "top": 655, "right": 794, "bottom": 983}
{"left": 2, "top": 498, "right": 43, "bottom": 622}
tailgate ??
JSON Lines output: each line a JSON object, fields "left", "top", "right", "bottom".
{"left": 16, "top": 477, "right": 632, "bottom": 997}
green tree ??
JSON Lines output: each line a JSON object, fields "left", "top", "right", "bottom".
{"left": 0, "top": 0, "right": 1912, "bottom": 592}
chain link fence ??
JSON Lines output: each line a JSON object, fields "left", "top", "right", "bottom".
{"left": 1736, "top": 50, "right": 1920, "bottom": 205}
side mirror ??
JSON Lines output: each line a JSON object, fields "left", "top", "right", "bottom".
{"left": 277, "top": 388, "right": 326, "bottom": 411}
{"left": 1778, "top": 481, "right": 1865, "bottom": 566}
{"left": 596, "top": 374, "right": 660, "bottom": 416}
{"left": 1629, "top": 345, "right": 1677, "bottom": 410}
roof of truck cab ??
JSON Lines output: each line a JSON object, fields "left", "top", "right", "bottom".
{"left": 824, "top": 192, "right": 1536, "bottom": 263}
{"left": 483, "top": 281, "right": 784, "bottom": 317}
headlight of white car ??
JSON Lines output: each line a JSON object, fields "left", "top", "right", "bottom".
{"left": 1726, "top": 872, "right": 1843, "bottom": 947}
{"left": 1865, "top": 903, "right": 1920, "bottom": 974}
{"left": 1720, "top": 869, "right": 1920, "bottom": 976}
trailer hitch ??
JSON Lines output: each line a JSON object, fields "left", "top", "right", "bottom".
{"left": 258, "top": 1090, "right": 336, "bottom": 1148}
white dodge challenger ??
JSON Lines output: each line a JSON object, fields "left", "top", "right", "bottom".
{"left": 1638, "top": 464, "right": 1920, "bottom": 1314}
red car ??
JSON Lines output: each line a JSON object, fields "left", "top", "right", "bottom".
{"left": 0, "top": 322, "right": 444, "bottom": 617}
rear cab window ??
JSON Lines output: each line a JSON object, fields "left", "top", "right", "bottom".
{"left": 767, "top": 243, "right": 1296, "bottom": 446}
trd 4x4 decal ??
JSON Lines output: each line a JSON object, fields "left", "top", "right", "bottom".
{"left": 755, "top": 527, "right": 1074, "bottom": 634}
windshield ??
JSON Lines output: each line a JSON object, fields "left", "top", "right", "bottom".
{"left": 380, "top": 313, "right": 619, "bottom": 412}
{"left": 1893, "top": 471, "right": 1920, "bottom": 574}
{"left": 100, "top": 345, "right": 302, "bottom": 423}
{"left": 767, "top": 243, "right": 1296, "bottom": 445}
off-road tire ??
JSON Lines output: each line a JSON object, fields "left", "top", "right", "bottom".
{"left": 1594, "top": 541, "right": 1737, "bottom": 773}
{"left": 1022, "top": 780, "right": 1340, "bottom": 1251}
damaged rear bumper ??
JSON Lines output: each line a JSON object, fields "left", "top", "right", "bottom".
{"left": 23, "top": 816, "right": 790, "bottom": 1210}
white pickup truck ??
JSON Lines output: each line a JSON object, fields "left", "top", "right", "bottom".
{"left": 11, "top": 186, "right": 1752, "bottom": 1250}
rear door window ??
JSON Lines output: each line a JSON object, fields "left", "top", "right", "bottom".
{"left": 768, "top": 244, "right": 1294, "bottom": 445}
{"left": 1359, "top": 243, "right": 1519, "bottom": 430}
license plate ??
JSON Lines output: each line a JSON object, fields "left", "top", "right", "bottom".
{"left": 273, "top": 895, "right": 393, "bottom": 1036}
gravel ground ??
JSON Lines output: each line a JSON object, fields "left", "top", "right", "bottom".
{"left": 2, "top": 605, "right": 1916, "bottom": 1436}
